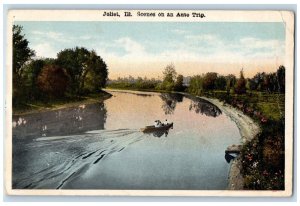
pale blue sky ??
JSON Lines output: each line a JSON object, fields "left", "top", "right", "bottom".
{"left": 16, "top": 21, "right": 286, "bottom": 78}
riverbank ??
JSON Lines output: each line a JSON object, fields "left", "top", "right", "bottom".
{"left": 200, "top": 96, "right": 260, "bottom": 189}
{"left": 13, "top": 91, "right": 112, "bottom": 116}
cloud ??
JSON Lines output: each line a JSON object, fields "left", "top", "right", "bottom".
{"left": 172, "top": 29, "right": 189, "bottom": 35}
{"left": 31, "top": 30, "right": 70, "bottom": 42}
{"left": 115, "top": 37, "right": 145, "bottom": 54}
{"left": 185, "top": 34, "right": 219, "bottom": 42}
{"left": 78, "top": 35, "right": 92, "bottom": 40}
{"left": 239, "top": 37, "right": 282, "bottom": 49}
{"left": 27, "top": 30, "right": 285, "bottom": 79}
{"left": 33, "top": 43, "right": 57, "bottom": 58}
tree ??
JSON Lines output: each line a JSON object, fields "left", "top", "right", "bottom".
{"left": 277, "top": 65, "right": 285, "bottom": 93}
{"left": 23, "top": 59, "right": 45, "bottom": 100}
{"left": 56, "top": 47, "right": 90, "bottom": 94}
{"left": 174, "top": 74, "right": 185, "bottom": 91}
{"left": 162, "top": 63, "right": 177, "bottom": 91}
{"left": 13, "top": 25, "right": 35, "bottom": 80}
{"left": 225, "top": 74, "right": 237, "bottom": 92}
{"left": 235, "top": 69, "right": 247, "bottom": 94}
{"left": 84, "top": 50, "right": 108, "bottom": 92}
{"left": 215, "top": 75, "right": 227, "bottom": 90}
{"left": 56, "top": 47, "right": 107, "bottom": 94}
{"left": 188, "top": 75, "right": 204, "bottom": 95}
{"left": 203, "top": 72, "right": 218, "bottom": 91}
{"left": 13, "top": 25, "right": 35, "bottom": 104}
{"left": 37, "top": 65, "right": 69, "bottom": 98}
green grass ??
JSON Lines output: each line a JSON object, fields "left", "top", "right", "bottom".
{"left": 206, "top": 91, "right": 284, "bottom": 121}
{"left": 200, "top": 90, "right": 285, "bottom": 190}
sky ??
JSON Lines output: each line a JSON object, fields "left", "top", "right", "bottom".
{"left": 17, "top": 21, "right": 286, "bottom": 79}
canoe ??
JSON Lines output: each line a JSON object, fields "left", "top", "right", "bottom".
{"left": 141, "top": 122, "right": 173, "bottom": 133}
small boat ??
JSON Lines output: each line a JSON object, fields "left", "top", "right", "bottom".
{"left": 141, "top": 122, "right": 173, "bottom": 133}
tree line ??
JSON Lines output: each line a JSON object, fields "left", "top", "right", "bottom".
{"left": 188, "top": 66, "right": 285, "bottom": 96}
{"left": 13, "top": 25, "right": 108, "bottom": 107}
{"left": 108, "top": 63, "right": 285, "bottom": 95}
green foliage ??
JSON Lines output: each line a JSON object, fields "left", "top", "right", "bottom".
{"left": 56, "top": 47, "right": 89, "bottom": 94}
{"left": 203, "top": 72, "right": 218, "bottom": 90}
{"left": 107, "top": 76, "right": 160, "bottom": 90}
{"left": 188, "top": 75, "right": 204, "bottom": 96}
{"left": 277, "top": 65, "right": 285, "bottom": 93}
{"left": 83, "top": 50, "right": 108, "bottom": 93}
{"left": 13, "top": 25, "right": 35, "bottom": 106}
{"left": 248, "top": 66, "right": 285, "bottom": 93}
{"left": 12, "top": 25, "right": 108, "bottom": 109}
{"left": 13, "top": 25, "right": 35, "bottom": 79}
{"left": 215, "top": 75, "right": 227, "bottom": 90}
{"left": 174, "top": 74, "right": 185, "bottom": 91}
{"left": 225, "top": 74, "right": 236, "bottom": 93}
{"left": 235, "top": 69, "right": 247, "bottom": 94}
{"left": 205, "top": 90, "right": 285, "bottom": 190}
{"left": 161, "top": 63, "right": 177, "bottom": 91}
{"left": 241, "top": 119, "right": 284, "bottom": 190}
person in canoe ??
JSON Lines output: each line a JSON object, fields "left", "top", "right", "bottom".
{"left": 164, "top": 119, "right": 169, "bottom": 126}
{"left": 141, "top": 121, "right": 173, "bottom": 133}
{"left": 154, "top": 120, "right": 162, "bottom": 128}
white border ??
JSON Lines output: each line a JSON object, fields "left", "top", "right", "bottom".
{"left": 4, "top": 9, "right": 295, "bottom": 197}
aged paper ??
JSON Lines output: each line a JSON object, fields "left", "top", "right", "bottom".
{"left": 6, "top": 10, "right": 294, "bottom": 196}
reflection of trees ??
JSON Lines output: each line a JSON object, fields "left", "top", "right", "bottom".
{"left": 189, "top": 98, "right": 222, "bottom": 117}
{"left": 160, "top": 93, "right": 183, "bottom": 115}
{"left": 13, "top": 102, "right": 108, "bottom": 139}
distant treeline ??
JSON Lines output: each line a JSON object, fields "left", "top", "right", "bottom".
{"left": 108, "top": 63, "right": 285, "bottom": 95}
{"left": 108, "top": 76, "right": 161, "bottom": 90}
{"left": 13, "top": 25, "right": 108, "bottom": 107}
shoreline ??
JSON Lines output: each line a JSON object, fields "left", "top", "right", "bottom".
{"left": 200, "top": 96, "right": 261, "bottom": 190}
{"left": 13, "top": 92, "right": 112, "bottom": 116}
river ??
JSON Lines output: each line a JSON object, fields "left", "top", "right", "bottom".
{"left": 12, "top": 90, "right": 241, "bottom": 190}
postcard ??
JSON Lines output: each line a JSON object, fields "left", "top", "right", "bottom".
{"left": 5, "top": 10, "right": 294, "bottom": 196}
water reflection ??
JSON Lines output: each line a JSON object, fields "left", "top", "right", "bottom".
{"left": 13, "top": 102, "right": 107, "bottom": 140}
{"left": 12, "top": 90, "right": 241, "bottom": 190}
{"left": 151, "top": 127, "right": 172, "bottom": 138}
{"left": 160, "top": 93, "right": 183, "bottom": 115}
{"left": 189, "top": 98, "right": 222, "bottom": 117}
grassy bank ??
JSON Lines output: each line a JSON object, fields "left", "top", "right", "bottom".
{"left": 13, "top": 90, "right": 112, "bottom": 116}
{"left": 203, "top": 90, "right": 285, "bottom": 190}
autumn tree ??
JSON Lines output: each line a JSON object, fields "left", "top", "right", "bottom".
{"left": 37, "top": 65, "right": 69, "bottom": 98}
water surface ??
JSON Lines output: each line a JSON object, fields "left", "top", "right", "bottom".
{"left": 12, "top": 90, "right": 241, "bottom": 190}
